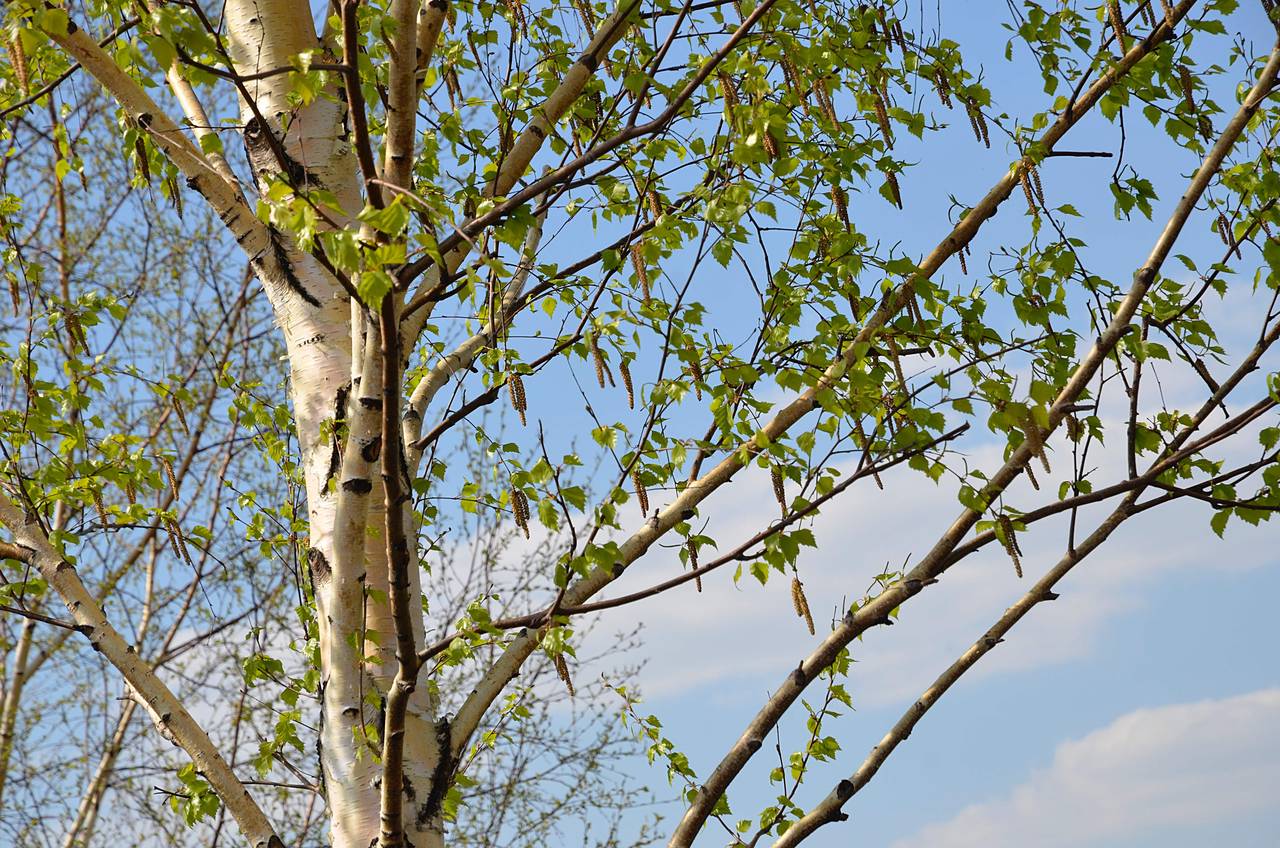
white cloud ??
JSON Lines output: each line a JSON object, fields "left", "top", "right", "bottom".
{"left": 890, "top": 688, "right": 1280, "bottom": 848}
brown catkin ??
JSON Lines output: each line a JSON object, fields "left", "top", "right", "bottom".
{"left": 815, "top": 79, "right": 839, "bottom": 126}
{"left": 159, "top": 455, "right": 180, "bottom": 502}
{"left": 619, "top": 359, "right": 635, "bottom": 408}
{"left": 886, "top": 172, "right": 903, "bottom": 209}
{"left": 1107, "top": 1, "right": 1128, "bottom": 54}
{"left": 554, "top": 653, "right": 575, "bottom": 697}
{"left": 996, "top": 514, "right": 1023, "bottom": 578}
{"left": 873, "top": 89, "right": 893, "bottom": 147}
{"left": 831, "top": 184, "right": 849, "bottom": 229}
{"left": 762, "top": 128, "right": 779, "bottom": 160}
{"left": 506, "top": 0, "right": 527, "bottom": 35}
{"left": 1025, "top": 462, "right": 1040, "bottom": 491}
{"left": 1028, "top": 161, "right": 1045, "bottom": 205}
{"left": 1020, "top": 168, "right": 1038, "bottom": 217}
{"left": 791, "top": 576, "right": 815, "bottom": 635}
{"left": 1066, "top": 414, "right": 1084, "bottom": 442}
{"left": 1024, "top": 412, "right": 1051, "bottom": 474}
{"left": 975, "top": 105, "right": 990, "bottom": 148}
{"left": 1216, "top": 213, "right": 1231, "bottom": 246}
{"left": 893, "top": 18, "right": 906, "bottom": 51}
{"left": 1197, "top": 115, "right": 1213, "bottom": 142}
{"left": 647, "top": 189, "right": 663, "bottom": 219}
{"left": 781, "top": 56, "right": 807, "bottom": 103}
{"left": 630, "top": 243, "right": 650, "bottom": 302}
{"left": 874, "top": 5, "right": 891, "bottom": 47}
{"left": 92, "top": 490, "right": 108, "bottom": 527}
{"left": 7, "top": 275, "right": 18, "bottom": 313}
{"left": 172, "top": 398, "right": 189, "bottom": 434}
{"left": 632, "top": 467, "right": 649, "bottom": 516}
{"left": 589, "top": 333, "right": 607, "bottom": 389}
{"left": 958, "top": 245, "right": 968, "bottom": 275}
{"left": 1139, "top": 0, "right": 1157, "bottom": 28}
{"left": 165, "top": 517, "right": 194, "bottom": 569}
{"left": 445, "top": 66, "right": 461, "bottom": 108}
{"left": 688, "top": 539, "right": 702, "bottom": 592}
{"left": 933, "top": 68, "right": 953, "bottom": 109}
{"left": 689, "top": 355, "right": 704, "bottom": 401}
{"left": 718, "top": 72, "right": 740, "bottom": 124}
{"left": 854, "top": 419, "right": 885, "bottom": 489}
{"left": 966, "top": 99, "right": 984, "bottom": 144}
{"left": 771, "top": 465, "right": 786, "bottom": 514}
{"left": 1178, "top": 64, "right": 1195, "bottom": 112}
{"left": 572, "top": 0, "right": 596, "bottom": 32}
{"left": 8, "top": 34, "right": 28, "bottom": 95}
{"left": 124, "top": 478, "right": 136, "bottom": 505}
{"left": 508, "top": 373, "right": 527, "bottom": 426}
{"left": 511, "top": 487, "right": 530, "bottom": 538}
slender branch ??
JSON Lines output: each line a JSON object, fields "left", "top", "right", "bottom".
{"left": 0, "top": 494, "right": 284, "bottom": 848}
{"left": 666, "top": 18, "right": 1272, "bottom": 846}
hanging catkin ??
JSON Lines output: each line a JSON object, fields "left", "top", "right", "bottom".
{"left": 508, "top": 373, "right": 527, "bottom": 426}
{"left": 771, "top": 465, "right": 787, "bottom": 514}
{"left": 886, "top": 172, "right": 903, "bottom": 209}
{"left": 1178, "top": 64, "right": 1196, "bottom": 112}
{"left": 632, "top": 467, "right": 649, "bottom": 516}
{"left": 718, "top": 72, "right": 740, "bottom": 124}
{"left": 996, "top": 514, "right": 1024, "bottom": 578}
{"left": 1028, "top": 161, "right": 1045, "bottom": 205}
{"left": 8, "top": 33, "right": 28, "bottom": 95}
{"left": 1106, "top": 1, "right": 1128, "bottom": 54}
{"left": 831, "top": 184, "right": 850, "bottom": 229}
{"left": 589, "top": 332, "right": 607, "bottom": 389}
{"left": 647, "top": 189, "right": 663, "bottom": 219}
{"left": 572, "top": 0, "right": 596, "bottom": 32}
{"left": 554, "top": 654, "right": 575, "bottom": 697}
{"left": 92, "top": 490, "right": 109, "bottom": 527}
{"left": 165, "top": 516, "right": 194, "bottom": 570}
{"left": 1023, "top": 412, "right": 1051, "bottom": 474}
{"left": 687, "top": 539, "right": 702, "bottom": 592}
{"left": 511, "top": 487, "right": 530, "bottom": 538}
{"left": 933, "top": 67, "right": 953, "bottom": 109}
{"left": 619, "top": 359, "right": 635, "bottom": 408}
{"left": 1020, "top": 167, "right": 1038, "bottom": 217}
{"left": 629, "top": 242, "right": 650, "bottom": 302}
{"left": 872, "top": 88, "right": 893, "bottom": 147}
{"left": 1139, "top": 0, "right": 1157, "bottom": 28}
{"left": 159, "top": 455, "right": 180, "bottom": 501}
{"left": 506, "top": 0, "right": 527, "bottom": 36}
{"left": 791, "top": 576, "right": 815, "bottom": 635}
{"left": 688, "top": 355, "right": 704, "bottom": 401}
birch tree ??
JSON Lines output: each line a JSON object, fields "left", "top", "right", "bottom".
{"left": 1, "top": 0, "right": 1279, "bottom": 847}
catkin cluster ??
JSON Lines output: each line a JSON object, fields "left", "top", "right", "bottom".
{"left": 996, "top": 514, "right": 1024, "bottom": 578}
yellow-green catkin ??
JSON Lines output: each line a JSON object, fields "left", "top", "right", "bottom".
{"left": 996, "top": 514, "right": 1024, "bottom": 578}
{"left": 511, "top": 487, "right": 530, "bottom": 538}
{"left": 791, "top": 576, "right": 815, "bottom": 635}
{"left": 508, "top": 373, "right": 527, "bottom": 426}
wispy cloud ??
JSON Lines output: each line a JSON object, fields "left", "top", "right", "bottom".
{"left": 890, "top": 688, "right": 1280, "bottom": 848}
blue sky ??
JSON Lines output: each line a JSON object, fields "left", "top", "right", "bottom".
{"left": 557, "top": 3, "right": 1280, "bottom": 846}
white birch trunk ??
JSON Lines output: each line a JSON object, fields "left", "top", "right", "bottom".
{"left": 221, "top": 3, "right": 442, "bottom": 844}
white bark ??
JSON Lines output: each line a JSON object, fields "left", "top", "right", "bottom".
{"left": 220, "top": 2, "right": 441, "bottom": 843}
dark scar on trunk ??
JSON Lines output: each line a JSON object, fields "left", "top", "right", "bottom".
{"left": 269, "top": 228, "right": 322, "bottom": 307}
{"left": 326, "top": 382, "right": 351, "bottom": 488}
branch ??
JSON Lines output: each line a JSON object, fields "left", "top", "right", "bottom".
{"left": 666, "top": 17, "right": 1274, "bottom": 846}
{"left": 445, "top": 0, "right": 1198, "bottom": 780}
{"left": 0, "top": 493, "right": 283, "bottom": 848}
